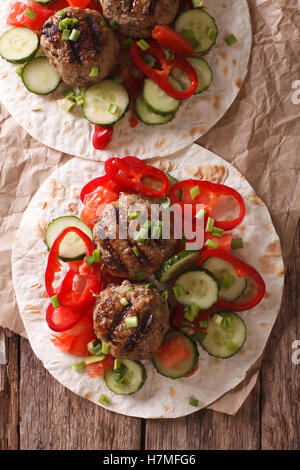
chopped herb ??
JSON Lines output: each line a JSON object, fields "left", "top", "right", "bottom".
{"left": 128, "top": 285, "right": 134, "bottom": 291}
{"left": 50, "top": 295, "right": 60, "bottom": 309}
{"left": 207, "top": 28, "right": 217, "bottom": 41}
{"left": 109, "top": 19, "right": 118, "bottom": 30}
{"left": 191, "top": 304, "right": 200, "bottom": 318}
{"left": 125, "top": 316, "right": 138, "bottom": 328}
{"left": 31, "top": 108, "right": 42, "bottom": 112}
{"left": 131, "top": 67, "right": 140, "bottom": 78}
{"left": 223, "top": 316, "right": 232, "bottom": 328}
{"left": 226, "top": 34, "right": 238, "bottom": 46}
{"left": 62, "top": 29, "right": 71, "bottom": 41}
{"left": 164, "top": 49, "right": 174, "bottom": 61}
{"left": 129, "top": 211, "right": 140, "bottom": 220}
{"left": 63, "top": 88, "right": 76, "bottom": 101}
{"left": 114, "top": 359, "right": 122, "bottom": 370}
{"left": 71, "top": 361, "right": 86, "bottom": 372}
{"left": 181, "top": 321, "right": 194, "bottom": 327}
{"left": 231, "top": 237, "right": 244, "bottom": 249}
{"left": 85, "top": 255, "right": 94, "bottom": 268}
{"left": 205, "top": 217, "right": 215, "bottom": 232}
{"left": 115, "top": 364, "right": 128, "bottom": 383}
{"left": 75, "top": 95, "right": 85, "bottom": 106}
{"left": 124, "top": 38, "right": 134, "bottom": 48}
{"left": 87, "top": 340, "right": 101, "bottom": 355}
{"left": 98, "top": 393, "right": 110, "bottom": 405}
{"left": 181, "top": 29, "right": 199, "bottom": 50}
{"left": 85, "top": 354, "right": 105, "bottom": 365}
{"left": 199, "top": 320, "right": 208, "bottom": 328}
{"left": 56, "top": 11, "right": 66, "bottom": 19}
{"left": 190, "top": 185, "right": 200, "bottom": 200}
{"left": 92, "top": 249, "right": 101, "bottom": 262}
{"left": 101, "top": 341, "right": 110, "bottom": 355}
{"left": 134, "top": 220, "right": 151, "bottom": 242}
{"left": 213, "top": 313, "right": 223, "bottom": 326}
{"left": 121, "top": 297, "right": 129, "bottom": 306}
{"left": 144, "top": 54, "right": 156, "bottom": 68}
{"left": 113, "top": 75, "right": 123, "bottom": 83}
{"left": 212, "top": 227, "right": 224, "bottom": 238}
{"left": 161, "top": 290, "right": 169, "bottom": 302}
{"left": 16, "top": 67, "right": 23, "bottom": 77}
{"left": 173, "top": 285, "right": 186, "bottom": 298}
{"left": 69, "top": 29, "right": 80, "bottom": 42}
{"left": 192, "top": 331, "right": 207, "bottom": 343}
{"left": 195, "top": 208, "right": 207, "bottom": 220}
{"left": 204, "top": 239, "right": 218, "bottom": 249}
{"left": 132, "top": 246, "right": 140, "bottom": 257}
{"left": 193, "top": 0, "right": 205, "bottom": 7}
{"left": 145, "top": 283, "right": 153, "bottom": 289}
{"left": 226, "top": 341, "right": 236, "bottom": 350}
{"left": 107, "top": 103, "right": 118, "bottom": 114}
{"left": 189, "top": 397, "right": 199, "bottom": 407}
{"left": 160, "top": 196, "right": 172, "bottom": 210}
{"left": 220, "top": 273, "right": 235, "bottom": 290}
{"left": 25, "top": 8, "right": 36, "bottom": 20}
{"left": 89, "top": 65, "right": 99, "bottom": 77}
{"left": 243, "top": 285, "right": 250, "bottom": 297}
{"left": 137, "top": 39, "right": 150, "bottom": 51}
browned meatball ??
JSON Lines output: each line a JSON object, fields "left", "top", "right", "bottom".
{"left": 101, "top": 0, "right": 180, "bottom": 38}
{"left": 93, "top": 193, "right": 176, "bottom": 280}
{"left": 40, "top": 7, "right": 119, "bottom": 87}
{"left": 93, "top": 280, "right": 169, "bottom": 360}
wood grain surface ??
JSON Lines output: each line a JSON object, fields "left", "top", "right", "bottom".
{"left": 0, "top": 224, "right": 299, "bottom": 451}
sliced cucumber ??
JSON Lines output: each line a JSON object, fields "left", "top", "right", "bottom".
{"left": 0, "top": 27, "right": 39, "bottom": 64}
{"left": 156, "top": 250, "right": 200, "bottom": 283}
{"left": 200, "top": 312, "right": 247, "bottom": 358}
{"left": 142, "top": 77, "right": 182, "bottom": 116}
{"left": 104, "top": 359, "right": 146, "bottom": 395}
{"left": 175, "top": 9, "right": 218, "bottom": 54}
{"left": 44, "top": 216, "right": 93, "bottom": 261}
{"left": 36, "top": 0, "right": 53, "bottom": 3}
{"left": 172, "top": 57, "right": 212, "bottom": 95}
{"left": 83, "top": 80, "right": 129, "bottom": 125}
{"left": 202, "top": 257, "right": 247, "bottom": 302}
{"left": 135, "top": 95, "right": 175, "bottom": 125}
{"left": 174, "top": 268, "right": 219, "bottom": 309}
{"left": 22, "top": 57, "right": 61, "bottom": 95}
{"left": 152, "top": 331, "right": 199, "bottom": 379}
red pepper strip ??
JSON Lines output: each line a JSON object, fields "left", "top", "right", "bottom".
{"left": 46, "top": 303, "right": 84, "bottom": 333}
{"left": 45, "top": 227, "right": 96, "bottom": 299}
{"left": 152, "top": 25, "right": 196, "bottom": 56}
{"left": 171, "top": 305, "right": 211, "bottom": 333}
{"left": 130, "top": 39, "right": 198, "bottom": 100}
{"left": 80, "top": 174, "right": 122, "bottom": 204}
{"left": 57, "top": 264, "right": 101, "bottom": 309}
{"left": 92, "top": 126, "right": 113, "bottom": 150}
{"left": 170, "top": 179, "right": 245, "bottom": 231}
{"left": 198, "top": 250, "right": 266, "bottom": 311}
{"left": 105, "top": 156, "right": 169, "bottom": 198}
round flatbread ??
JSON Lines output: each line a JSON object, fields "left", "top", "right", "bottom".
{"left": 0, "top": 0, "right": 251, "bottom": 160}
{"left": 11, "top": 144, "right": 284, "bottom": 418}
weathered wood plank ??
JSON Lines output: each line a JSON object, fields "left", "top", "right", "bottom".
{"left": 145, "top": 379, "right": 260, "bottom": 450}
{"left": 0, "top": 328, "right": 19, "bottom": 450}
{"left": 260, "top": 224, "right": 300, "bottom": 450}
{"left": 19, "top": 337, "right": 142, "bottom": 450}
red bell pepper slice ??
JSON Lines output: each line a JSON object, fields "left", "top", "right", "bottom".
{"left": 105, "top": 156, "right": 169, "bottom": 198}
{"left": 46, "top": 303, "right": 84, "bottom": 332}
{"left": 80, "top": 174, "right": 121, "bottom": 205}
{"left": 198, "top": 250, "right": 266, "bottom": 311}
{"left": 114, "top": 61, "right": 144, "bottom": 102}
{"left": 57, "top": 264, "right": 101, "bottom": 309}
{"left": 152, "top": 25, "right": 196, "bottom": 56}
{"left": 170, "top": 179, "right": 245, "bottom": 231}
{"left": 131, "top": 39, "right": 198, "bottom": 100}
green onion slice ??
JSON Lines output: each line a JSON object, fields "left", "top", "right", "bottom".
{"left": 125, "top": 316, "right": 138, "bottom": 328}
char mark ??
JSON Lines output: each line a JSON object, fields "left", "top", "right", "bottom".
{"left": 127, "top": 0, "right": 159, "bottom": 15}
{"left": 125, "top": 312, "right": 153, "bottom": 352}
{"left": 104, "top": 304, "right": 132, "bottom": 341}
{"left": 85, "top": 14, "right": 103, "bottom": 50}
{"left": 103, "top": 239, "right": 127, "bottom": 272}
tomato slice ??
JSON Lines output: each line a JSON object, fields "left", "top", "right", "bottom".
{"left": 157, "top": 336, "right": 191, "bottom": 368}
{"left": 68, "top": 330, "right": 95, "bottom": 356}
{"left": 86, "top": 354, "right": 114, "bottom": 378}
{"left": 51, "top": 334, "right": 74, "bottom": 353}
{"left": 8, "top": 2, "right": 53, "bottom": 30}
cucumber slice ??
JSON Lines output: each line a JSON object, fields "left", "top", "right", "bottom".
{"left": 83, "top": 80, "right": 129, "bottom": 125}
{"left": 174, "top": 268, "right": 219, "bottom": 309}
{"left": 200, "top": 312, "right": 247, "bottom": 358}
{"left": 0, "top": 27, "right": 39, "bottom": 64}
{"left": 135, "top": 95, "right": 175, "bottom": 125}
{"left": 36, "top": 0, "right": 53, "bottom": 3}
{"left": 175, "top": 9, "right": 218, "bottom": 54}
{"left": 156, "top": 250, "right": 200, "bottom": 283}
{"left": 104, "top": 359, "right": 146, "bottom": 395}
{"left": 202, "top": 257, "right": 247, "bottom": 302}
{"left": 172, "top": 57, "right": 213, "bottom": 95}
{"left": 152, "top": 331, "right": 199, "bottom": 379}
{"left": 142, "top": 77, "right": 182, "bottom": 116}
{"left": 44, "top": 216, "right": 93, "bottom": 261}
{"left": 21, "top": 57, "right": 61, "bottom": 95}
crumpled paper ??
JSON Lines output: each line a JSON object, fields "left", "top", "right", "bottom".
{"left": 0, "top": 0, "right": 299, "bottom": 415}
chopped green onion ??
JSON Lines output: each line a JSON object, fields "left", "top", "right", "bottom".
{"left": 107, "top": 103, "right": 118, "bottom": 114}
{"left": 121, "top": 297, "right": 129, "bottom": 306}
{"left": 131, "top": 67, "right": 140, "bottom": 78}
{"left": 75, "top": 95, "right": 85, "bottom": 106}
{"left": 56, "top": 11, "right": 66, "bottom": 19}
{"left": 207, "top": 28, "right": 217, "bottom": 41}
{"left": 220, "top": 273, "right": 235, "bottom": 290}
{"left": 87, "top": 340, "right": 101, "bottom": 355}
{"left": 231, "top": 237, "right": 244, "bottom": 249}
{"left": 226, "top": 341, "right": 236, "bottom": 350}
{"left": 226, "top": 34, "right": 238, "bottom": 46}
{"left": 102, "top": 341, "right": 110, "bottom": 355}
{"left": 135, "top": 270, "right": 146, "bottom": 280}
{"left": 85, "top": 354, "right": 105, "bottom": 365}
{"left": 223, "top": 316, "right": 232, "bottom": 328}
{"left": 69, "top": 29, "right": 80, "bottom": 42}
{"left": 195, "top": 208, "right": 207, "bottom": 220}
{"left": 16, "top": 67, "right": 23, "bottom": 77}
{"left": 114, "top": 359, "right": 122, "bottom": 370}
{"left": 124, "top": 38, "right": 134, "bottom": 48}
{"left": 137, "top": 39, "right": 150, "bottom": 51}
{"left": 99, "top": 19, "right": 106, "bottom": 26}
{"left": 160, "top": 196, "right": 172, "bottom": 210}
{"left": 205, "top": 217, "right": 214, "bottom": 232}
{"left": 125, "top": 316, "right": 138, "bottom": 328}
{"left": 199, "top": 320, "right": 208, "bottom": 328}
{"left": 151, "top": 221, "right": 162, "bottom": 239}
{"left": 113, "top": 75, "right": 123, "bottom": 83}
{"left": 243, "top": 285, "right": 250, "bottom": 297}
{"left": 193, "top": 0, "right": 205, "bottom": 7}
{"left": 134, "top": 220, "right": 151, "bottom": 242}
{"left": 213, "top": 314, "right": 223, "bottom": 326}
{"left": 183, "top": 306, "right": 193, "bottom": 322}
{"left": 190, "top": 185, "right": 200, "bottom": 200}
{"left": 71, "top": 18, "right": 79, "bottom": 27}
{"left": 181, "top": 321, "right": 194, "bottom": 327}
{"left": 161, "top": 290, "right": 169, "bottom": 302}
{"left": 173, "top": 285, "right": 186, "bottom": 298}
{"left": 189, "top": 397, "right": 199, "bottom": 407}
{"left": 115, "top": 364, "right": 128, "bottom": 383}
{"left": 31, "top": 108, "right": 42, "bottom": 112}
{"left": 92, "top": 249, "right": 101, "bottom": 262}
{"left": 212, "top": 227, "right": 224, "bottom": 238}
{"left": 164, "top": 49, "right": 174, "bottom": 61}
{"left": 143, "top": 54, "right": 156, "bottom": 68}
{"left": 58, "top": 98, "right": 75, "bottom": 113}
{"left": 129, "top": 211, "right": 140, "bottom": 220}
{"left": 62, "top": 29, "right": 71, "bottom": 41}
{"left": 63, "top": 88, "right": 76, "bottom": 101}
{"left": 128, "top": 285, "right": 134, "bottom": 291}
{"left": 109, "top": 19, "right": 118, "bottom": 30}
{"left": 192, "top": 331, "right": 207, "bottom": 343}
{"left": 181, "top": 29, "right": 199, "bottom": 50}
{"left": 191, "top": 304, "right": 200, "bottom": 319}
{"left": 89, "top": 65, "right": 99, "bottom": 77}
{"left": 132, "top": 246, "right": 140, "bottom": 257}
{"left": 98, "top": 393, "right": 110, "bottom": 405}
{"left": 85, "top": 255, "right": 94, "bottom": 267}
{"left": 50, "top": 295, "right": 60, "bottom": 309}
{"left": 25, "top": 8, "right": 36, "bottom": 20}
{"left": 204, "top": 239, "right": 218, "bottom": 249}
{"left": 71, "top": 361, "right": 86, "bottom": 372}
{"left": 145, "top": 283, "right": 153, "bottom": 289}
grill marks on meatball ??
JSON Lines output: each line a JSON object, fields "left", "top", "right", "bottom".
{"left": 124, "top": 311, "right": 153, "bottom": 352}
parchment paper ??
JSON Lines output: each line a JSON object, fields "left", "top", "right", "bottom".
{"left": 1, "top": 0, "right": 300, "bottom": 415}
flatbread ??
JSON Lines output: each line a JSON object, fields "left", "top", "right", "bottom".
{"left": 0, "top": 0, "right": 251, "bottom": 160}
{"left": 11, "top": 144, "right": 284, "bottom": 418}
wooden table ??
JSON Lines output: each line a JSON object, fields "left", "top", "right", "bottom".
{"left": 1, "top": 224, "right": 299, "bottom": 451}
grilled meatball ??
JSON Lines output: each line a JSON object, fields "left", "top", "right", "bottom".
{"left": 41, "top": 7, "right": 119, "bottom": 87}
{"left": 93, "top": 280, "right": 169, "bottom": 359}
{"left": 93, "top": 193, "right": 176, "bottom": 280}
{"left": 101, "top": 0, "right": 179, "bottom": 38}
